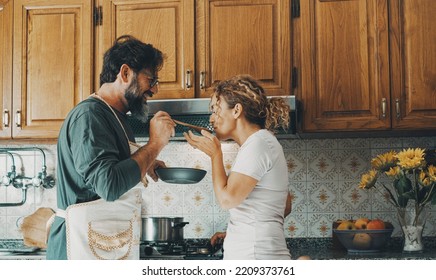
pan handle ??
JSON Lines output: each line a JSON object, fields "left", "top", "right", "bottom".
{"left": 172, "top": 222, "right": 189, "bottom": 228}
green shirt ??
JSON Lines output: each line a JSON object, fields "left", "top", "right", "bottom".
{"left": 46, "top": 97, "right": 142, "bottom": 259}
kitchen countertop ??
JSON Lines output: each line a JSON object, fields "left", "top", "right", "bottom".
{"left": 1, "top": 237, "right": 435, "bottom": 260}
{"left": 288, "top": 237, "right": 436, "bottom": 260}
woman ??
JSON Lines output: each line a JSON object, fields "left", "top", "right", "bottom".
{"left": 184, "top": 74, "right": 292, "bottom": 260}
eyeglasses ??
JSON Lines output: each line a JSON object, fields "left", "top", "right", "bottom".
{"left": 147, "top": 76, "right": 159, "bottom": 88}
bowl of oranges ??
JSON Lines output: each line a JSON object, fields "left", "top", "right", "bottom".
{"left": 332, "top": 218, "right": 394, "bottom": 253}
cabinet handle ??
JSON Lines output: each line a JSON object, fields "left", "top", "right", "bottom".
{"left": 395, "top": 99, "right": 401, "bottom": 119}
{"left": 200, "top": 71, "right": 206, "bottom": 89}
{"left": 15, "top": 110, "right": 21, "bottom": 127}
{"left": 3, "top": 109, "right": 9, "bottom": 127}
{"left": 185, "top": 69, "right": 192, "bottom": 89}
{"left": 381, "top": 98, "right": 386, "bottom": 119}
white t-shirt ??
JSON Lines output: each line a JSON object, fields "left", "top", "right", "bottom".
{"left": 223, "top": 129, "right": 291, "bottom": 260}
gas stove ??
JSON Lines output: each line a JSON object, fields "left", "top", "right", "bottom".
{"left": 140, "top": 239, "right": 223, "bottom": 260}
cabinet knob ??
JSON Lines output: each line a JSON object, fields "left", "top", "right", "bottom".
{"left": 381, "top": 98, "right": 386, "bottom": 119}
{"left": 3, "top": 109, "right": 9, "bottom": 127}
{"left": 15, "top": 110, "right": 21, "bottom": 127}
{"left": 200, "top": 71, "right": 206, "bottom": 89}
{"left": 395, "top": 99, "right": 401, "bottom": 119}
{"left": 185, "top": 69, "right": 192, "bottom": 89}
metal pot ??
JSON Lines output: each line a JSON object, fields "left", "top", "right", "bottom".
{"left": 141, "top": 217, "right": 189, "bottom": 242}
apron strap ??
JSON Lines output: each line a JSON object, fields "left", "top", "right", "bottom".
{"left": 90, "top": 93, "right": 131, "bottom": 144}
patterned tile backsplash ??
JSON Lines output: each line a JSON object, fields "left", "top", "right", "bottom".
{"left": 0, "top": 136, "right": 435, "bottom": 239}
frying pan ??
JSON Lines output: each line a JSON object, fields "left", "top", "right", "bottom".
{"left": 155, "top": 167, "right": 207, "bottom": 184}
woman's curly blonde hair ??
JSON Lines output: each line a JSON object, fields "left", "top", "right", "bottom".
{"left": 213, "top": 74, "right": 290, "bottom": 133}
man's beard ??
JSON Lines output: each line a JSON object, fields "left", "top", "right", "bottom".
{"left": 125, "top": 77, "right": 150, "bottom": 123}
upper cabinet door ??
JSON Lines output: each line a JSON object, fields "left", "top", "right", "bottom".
{"left": 12, "top": 0, "right": 93, "bottom": 139}
{"left": 0, "top": 0, "right": 12, "bottom": 139}
{"left": 196, "top": 0, "right": 291, "bottom": 98}
{"left": 97, "top": 0, "right": 195, "bottom": 99}
{"left": 390, "top": 0, "right": 436, "bottom": 130}
{"left": 298, "top": 0, "right": 390, "bottom": 132}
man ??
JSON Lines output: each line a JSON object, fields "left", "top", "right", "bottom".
{"left": 46, "top": 35, "right": 175, "bottom": 259}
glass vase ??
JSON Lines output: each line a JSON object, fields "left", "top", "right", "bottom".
{"left": 396, "top": 206, "right": 427, "bottom": 252}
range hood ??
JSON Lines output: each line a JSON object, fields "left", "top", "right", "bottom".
{"left": 128, "top": 95, "right": 298, "bottom": 141}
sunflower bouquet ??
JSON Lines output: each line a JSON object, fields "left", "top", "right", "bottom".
{"left": 359, "top": 148, "right": 436, "bottom": 225}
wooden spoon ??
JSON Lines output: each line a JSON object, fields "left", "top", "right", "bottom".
{"left": 173, "top": 119, "right": 212, "bottom": 134}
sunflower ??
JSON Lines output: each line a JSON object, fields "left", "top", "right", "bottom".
{"left": 359, "top": 169, "right": 378, "bottom": 189}
{"left": 359, "top": 148, "right": 436, "bottom": 210}
{"left": 371, "top": 151, "right": 398, "bottom": 172}
{"left": 396, "top": 148, "right": 426, "bottom": 170}
{"left": 427, "top": 165, "right": 436, "bottom": 182}
{"left": 385, "top": 166, "right": 401, "bottom": 178}
{"left": 419, "top": 171, "right": 433, "bottom": 187}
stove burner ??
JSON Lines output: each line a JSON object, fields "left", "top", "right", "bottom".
{"left": 140, "top": 239, "right": 223, "bottom": 260}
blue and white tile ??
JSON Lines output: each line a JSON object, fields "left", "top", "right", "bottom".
{"left": 183, "top": 184, "right": 214, "bottom": 215}
{"left": 307, "top": 213, "right": 338, "bottom": 237}
{"left": 306, "top": 139, "right": 338, "bottom": 150}
{"left": 6, "top": 187, "right": 35, "bottom": 216}
{"left": 369, "top": 187, "right": 397, "bottom": 212}
{"left": 140, "top": 187, "right": 154, "bottom": 215}
{"left": 307, "top": 150, "right": 338, "bottom": 181}
{"left": 338, "top": 181, "right": 371, "bottom": 212}
{"left": 183, "top": 215, "right": 214, "bottom": 239}
{"left": 307, "top": 181, "right": 338, "bottom": 213}
{"left": 35, "top": 187, "right": 56, "bottom": 210}
{"left": 401, "top": 137, "right": 435, "bottom": 149}
{"left": 337, "top": 149, "right": 370, "bottom": 180}
{"left": 0, "top": 187, "right": 6, "bottom": 216}
{"left": 279, "top": 139, "right": 306, "bottom": 150}
{"left": 369, "top": 138, "right": 403, "bottom": 149}
{"left": 0, "top": 216, "right": 6, "bottom": 238}
{"left": 336, "top": 138, "right": 370, "bottom": 149}
{"left": 213, "top": 214, "right": 230, "bottom": 233}
{"left": 152, "top": 184, "right": 183, "bottom": 216}
{"left": 288, "top": 182, "right": 307, "bottom": 213}
{"left": 284, "top": 212, "right": 307, "bottom": 238}
{"left": 6, "top": 216, "right": 22, "bottom": 239}
{"left": 285, "top": 150, "right": 307, "bottom": 181}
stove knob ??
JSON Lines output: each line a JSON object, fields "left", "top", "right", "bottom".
{"left": 143, "top": 246, "right": 154, "bottom": 256}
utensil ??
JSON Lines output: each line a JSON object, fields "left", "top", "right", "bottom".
{"left": 207, "top": 239, "right": 223, "bottom": 255}
{"left": 141, "top": 217, "right": 189, "bottom": 242}
{"left": 155, "top": 167, "right": 207, "bottom": 184}
{"left": 20, "top": 207, "right": 55, "bottom": 249}
{"left": 173, "top": 119, "right": 212, "bottom": 134}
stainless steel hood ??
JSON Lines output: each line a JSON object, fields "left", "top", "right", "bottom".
{"left": 128, "top": 95, "right": 298, "bottom": 141}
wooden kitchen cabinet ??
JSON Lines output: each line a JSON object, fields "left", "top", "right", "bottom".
{"left": 295, "top": 0, "right": 436, "bottom": 132}
{"left": 95, "top": 0, "right": 292, "bottom": 99}
{"left": 389, "top": 0, "right": 436, "bottom": 130}
{"left": 0, "top": 0, "right": 13, "bottom": 139}
{"left": 1, "top": 0, "right": 93, "bottom": 140}
{"left": 195, "top": 0, "right": 292, "bottom": 98}
{"left": 95, "top": 0, "right": 195, "bottom": 99}
{"left": 296, "top": 0, "right": 390, "bottom": 132}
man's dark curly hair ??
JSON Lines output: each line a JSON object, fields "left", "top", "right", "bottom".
{"left": 99, "top": 35, "right": 164, "bottom": 86}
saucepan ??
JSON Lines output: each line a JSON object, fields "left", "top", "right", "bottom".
{"left": 141, "top": 217, "right": 189, "bottom": 242}
{"left": 155, "top": 167, "right": 207, "bottom": 184}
